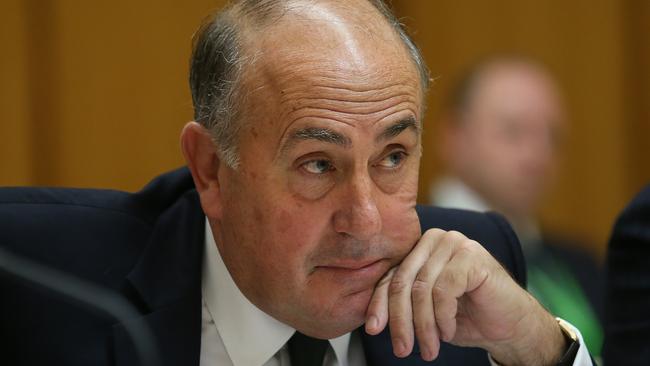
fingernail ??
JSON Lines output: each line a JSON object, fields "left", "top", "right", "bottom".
{"left": 393, "top": 339, "right": 406, "bottom": 357}
{"left": 420, "top": 348, "right": 431, "bottom": 361}
{"left": 367, "top": 315, "right": 378, "bottom": 331}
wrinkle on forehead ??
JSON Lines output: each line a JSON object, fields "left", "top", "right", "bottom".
{"left": 235, "top": 1, "right": 422, "bottom": 151}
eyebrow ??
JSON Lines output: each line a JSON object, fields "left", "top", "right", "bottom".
{"left": 280, "top": 116, "right": 419, "bottom": 155}
{"left": 281, "top": 127, "right": 352, "bottom": 155}
{"left": 377, "top": 117, "right": 419, "bottom": 142}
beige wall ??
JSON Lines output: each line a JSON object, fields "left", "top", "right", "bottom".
{"left": 1, "top": 0, "right": 647, "bottom": 258}
{"left": 1, "top": 0, "right": 32, "bottom": 185}
{"left": 0, "top": 0, "right": 226, "bottom": 190}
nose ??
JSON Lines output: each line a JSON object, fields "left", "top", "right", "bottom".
{"left": 332, "top": 172, "right": 382, "bottom": 241}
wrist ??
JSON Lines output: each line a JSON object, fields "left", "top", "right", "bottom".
{"left": 489, "top": 295, "right": 566, "bottom": 366}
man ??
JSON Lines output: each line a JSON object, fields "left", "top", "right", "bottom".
{"left": 604, "top": 184, "right": 650, "bottom": 366}
{"left": 1, "top": 1, "right": 592, "bottom": 365}
{"left": 430, "top": 57, "right": 603, "bottom": 356}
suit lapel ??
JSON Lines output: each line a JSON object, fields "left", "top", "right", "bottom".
{"left": 360, "top": 328, "right": 427, "bottom": 366}
{"left": 112, "top": 294, "right": 201, "bottom": 366}
{"left": 360, "top": 328, "right": 491, "bottom": 365}
{"left": 113, "top": 189, "right": 205, "bottom": 366}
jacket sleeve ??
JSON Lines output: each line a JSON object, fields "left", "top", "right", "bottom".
{"left": 603, "top": 185, "right": 650, "bottom": 366}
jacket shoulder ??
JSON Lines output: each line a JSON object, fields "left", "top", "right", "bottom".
{"left": 0, "top": 167, "right": 196, "bottom": 286}
{"left": 416, "top": 205, "right": 526, "bottom": 286}
{"left": 0, "top": 167, "right": 195, "bottom": 224}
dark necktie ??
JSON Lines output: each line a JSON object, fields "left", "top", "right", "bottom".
{"left": 288, "top": 331, "right": 329, "bottom": 366}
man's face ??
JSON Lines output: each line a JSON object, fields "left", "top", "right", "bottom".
{"left": 455, "top": 64, "right": 564, "bottom": 218}
{"left": 209, "top": 6, "right": 423, "bottom": 338}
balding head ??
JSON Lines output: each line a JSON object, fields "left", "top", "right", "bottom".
{"left": 189, "top": 0, "right": 429, "bottom": 167}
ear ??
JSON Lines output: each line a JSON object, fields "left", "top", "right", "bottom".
{"left": 180, "top": 121, "right": 224, "bottom": 220}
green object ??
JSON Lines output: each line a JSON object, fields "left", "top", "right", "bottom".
{"left": 527, "top": 257, "right": 603, "bottom": 357}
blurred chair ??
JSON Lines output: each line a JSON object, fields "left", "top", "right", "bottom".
{"left": 430, "top": 56, "right": 603, "bottom": 357}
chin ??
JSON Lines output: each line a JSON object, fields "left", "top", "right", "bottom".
{"left": 306, "top": 315, "right": 366, "bottom": 339}
{"left": 295, "top": 286, "right": 373, "bottom": 339}
{"left": 320, "top": 287, "right": 375, "bottom": 338}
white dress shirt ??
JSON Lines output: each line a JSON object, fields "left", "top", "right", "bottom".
{"left": 199, "top": 218, "right": 592, "bottom": 366}
{"left": 199, "top": 219, "right": 365, "bottom": 366}
{"left": 430, "top": 177, "right": 542, "bottom": 251}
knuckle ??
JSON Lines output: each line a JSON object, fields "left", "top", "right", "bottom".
{"left": 388, "top": 312, "right": 410, "bottom": 328}
{"left": 432, "top": 283, "right": 447, "bottom": 299}
{"left": 458, "top": 239, "right": 479, "bottom": 252}
{"left": 441, "top": 269, "right": 461, "bottom": 287}
{"left": 414, "top": 318, "right": 435, "bottom": 335}
{"left": 388, "top": 277, "right": 410, "bottom": 296}
{"left": 455, "top": 244, "right": 474, "bottom": 258}
{"left": 423, "top": 228, "right": 445, "bottom": 240}
{"left": 433, "top": 298, "right": 452, "bottom": 319}
{"left": 426, "top": 228, "right": 445, "bottom": 235}
{"left": 443, "top": 230, "right": 465, "bottom": 243}
{"left": 411, "top": 279, "right": 431, "bottom": 299}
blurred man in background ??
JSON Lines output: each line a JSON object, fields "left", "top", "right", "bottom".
{"left": 430, "top": 57, "right": 604, "bottom": 357}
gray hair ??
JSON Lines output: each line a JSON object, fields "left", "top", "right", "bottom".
{"left": 189, "top": 0, "right": 430, "bottom": 168}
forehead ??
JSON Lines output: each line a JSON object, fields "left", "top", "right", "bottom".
{"left": 253, "top": 6, "right": 417, "bottom": 81}
{"left": 468, "top": 64, "right": 563, "bottom": 125}
{"left": 237, "top": 4, "right": 422, "bottom": 136}
{"left": 473, "top": 65, "right": 560, "bottom": 107}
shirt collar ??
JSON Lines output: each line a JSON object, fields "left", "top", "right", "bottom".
{"left": 430, "top": 177, "right": 542, "bottom": 249}
{"left": 202, "top": 217, "right": 351, "bottom": 366}
{"left": 430, "top": 176, "right": 491, "bottom": 212}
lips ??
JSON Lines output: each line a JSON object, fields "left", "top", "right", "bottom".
{"left": 319, "top": 258, "right": 383, "bottom": 271}
{"left": 314, "top": 258, "right": 389, "bottom": 287}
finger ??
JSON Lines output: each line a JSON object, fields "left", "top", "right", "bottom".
{"left": 387, "top": 229, "right": 445, "bottom": 357}
{"left": 365, "top": 267, "right": 395, "bottom": 335}
{"left": 411, "top": 260, "right": 439, "bottom": 360}
{"left": 411, "top": 243, "right": 454, "bottom": 361}
{"left": 410, "top": 231, "right": 463, "bottom": 360}
{"left": 433, "top": 245, "right": 475, "bottom": 342}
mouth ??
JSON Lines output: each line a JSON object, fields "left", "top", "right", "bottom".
{"left": 318, "top": 258, "right": 383, "bottom": 271}
{"left": 314, "top": 258, "right": 388, "bottom": 286}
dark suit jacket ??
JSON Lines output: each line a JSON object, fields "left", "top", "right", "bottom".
{"left": 603, "top": 184, "right": 650, "bottom": 366}
{"left": 0, "top": 167, "right": 526, "bottom": 366}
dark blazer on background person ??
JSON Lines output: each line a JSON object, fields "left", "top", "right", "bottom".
{"left": 0, "top": 167, "right": 526, "bottom": 366}
{"left": 603, "top": 185, "right": 650, "bottom": 366}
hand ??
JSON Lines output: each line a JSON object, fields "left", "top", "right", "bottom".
{"left": 364, "top": 229, "right": 566, "bottom": 365}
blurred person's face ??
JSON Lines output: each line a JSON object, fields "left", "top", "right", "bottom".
{"left": 192, "top": 2, "right": 423, "bottom": 339}
{"left": 448, "top": 63, "right": 564, "bottom": 219}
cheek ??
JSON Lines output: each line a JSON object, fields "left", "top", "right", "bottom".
{"left": 379, "top": 181, "right": 421, "bottom": 255}
{"left": 382, "top": 205, "right": 420, "bottom": 260}
{"left": 251, "top": 193, "right": 332, "bottom": 266}
{"left": 288, "top": 173, "right": 336, "bottom": 200}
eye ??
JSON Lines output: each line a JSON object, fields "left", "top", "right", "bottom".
{"left": 377, "top": 151, "right": 406, "bottom": 169}
{"left": 301, "top": 159, "right": 334, "bottom": 174}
